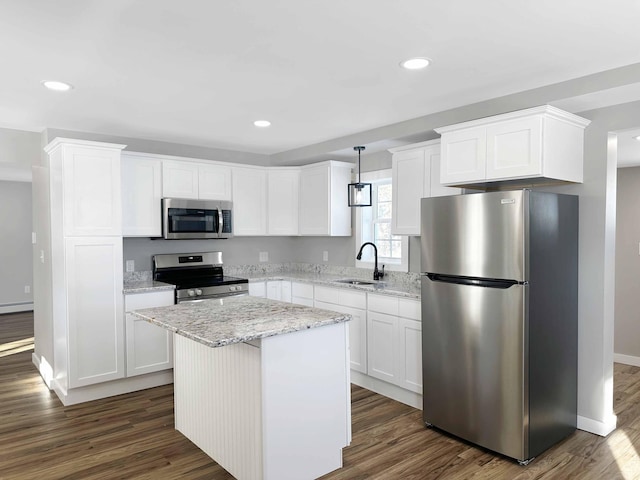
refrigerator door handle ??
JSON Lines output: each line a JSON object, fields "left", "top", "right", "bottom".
{"left": 426, "top": 273, "right": 520, "bottom": 289}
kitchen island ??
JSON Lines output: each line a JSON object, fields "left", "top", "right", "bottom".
{"left": 131, "top": 296, "right": 352, "bottom": 480}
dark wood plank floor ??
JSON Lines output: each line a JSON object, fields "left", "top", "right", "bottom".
{"left": 1, "top": 311, "right": 639, "bottom": 479}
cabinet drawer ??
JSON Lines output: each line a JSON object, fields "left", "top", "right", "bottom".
{"left": 314, "top": 285, "right": 340, "bottom": 304}
{"left": 125, "top": 290, "right": 174, "bottom": 310}
{"left": 368, "top": 293, "right": 398, "bottom": 316}
{"left": 339, "top": 289, "right": 367, "bottom": 309}
{"left": 398, "top": 298, "right": 421, "bottom": 320}
{"left": 292, "top": 282, "right": 314, "bottom": 299}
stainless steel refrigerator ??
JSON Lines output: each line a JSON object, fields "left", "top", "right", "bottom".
{"left": 420, "top": 189, "right": 578, "bottom": 465}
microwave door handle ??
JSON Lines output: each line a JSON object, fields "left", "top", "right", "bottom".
{"left": 218, "top": 207, "right": 223, "bottom": 236}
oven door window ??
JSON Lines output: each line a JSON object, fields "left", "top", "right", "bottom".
{"left": 169, "top": 208, "right": 218, "bottom": 234}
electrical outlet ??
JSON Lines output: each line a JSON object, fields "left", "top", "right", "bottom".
{"left": 126, "top": 260, "right": 135, "bottom": 272}
{"left": 32, "top": 232, "right": 37, "bottom": 244}
{"left": 323, "top": 251, "right": 329, "bottom": 262}
{"left": 24, "top": 285, "right": 31, "bottom": 294}
{"left": 259, "top": 251, "right": 269, "bottom": 262}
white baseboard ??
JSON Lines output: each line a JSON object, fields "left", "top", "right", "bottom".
{"left": 351, "top": 371, "right": 422, "bottom": 409}
{"left": 577, "top": 413, "right": 617, "bottom": 437}
{"left": 51, "top": 371, "right": 174, "bottom": 406}
{"left": 0, "top": 303, "right": 33, "bottom": 314}
{"left": 614, "top": 353, "right": 640, "bottom": 367}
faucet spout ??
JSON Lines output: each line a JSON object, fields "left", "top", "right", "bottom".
{"left": 356, "top": 242, "right": 384, "bottom": 281}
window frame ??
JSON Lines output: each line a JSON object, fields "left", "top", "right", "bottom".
{"left": 354, "top": 169, "right": 408, "bottom": 273}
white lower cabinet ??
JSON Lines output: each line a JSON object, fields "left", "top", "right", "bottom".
{"left": 291, "top": 282, "right": 314, "bottom": 307}
{"left": 267, "top": 280, "right": 292, "bottom": 302}
{"left": 248, "top": 281, "right": 266, "bottom": 298}
{"left": 124, "top": 290, "right": 174, "bottom": 377}
{"left": 367, "top": 293, "right": 422, "bottom": 393}
{"left": 314, "top": 286, "right": 367, "bottom": 374}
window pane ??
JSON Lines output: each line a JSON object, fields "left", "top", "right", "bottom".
{"left": 390, "top": 240, "right": 402, "bottom": 258}
{"left": 375, "top": 222, "right": 391, "bottom": 240}
{"left": 377, "top": 241, "right": 391, "bottom": 258}
{"left": 378, "top": 202, "right": 392, "bottom": 219}
{"left": 378, "top": 184, "right": 392, "bottom": 202}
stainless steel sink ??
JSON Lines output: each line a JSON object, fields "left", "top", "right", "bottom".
{"left": 334, "top": 279, "right": 377, "bottom": 286}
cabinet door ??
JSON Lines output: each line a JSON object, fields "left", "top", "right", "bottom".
{"left": 121, "top": 155, "right": 162, "bottom": 237}
{"left": 268, "top": 169, "right": 299, "bottom": 235}
{"left": 440, "top": 126, "right": 487, "bottom": 185}
{"left": 391, "top": 149, "right": 426, "bottom": 235}
{"left": 249, "top": 281, "right": 266, "bottom": 298}
{"left": 66, "top": 237, "right": 124, "bottom": 388}
{"left": 315, "top": 300, "right": 367, "bottom": 374}
{"left": 162, "top": 160, "right": 199, "bottom": 199}
{"left": 199, "top": 164, "right": 232, "bottom": 200}
{"left": 367, "top": 311, "right": 397, "bottom": 384}
{"left": 281, "top": 281, "right": 292, "bottom": 303}
{"left": 266, "top": 280, "right": 282, "bottom": 300}
{"left": 486, "top": 116, "right": 543, "bottom": 180}
{"left": 299, "top": 165, "right": 329, "bottom": 235}
{"left": 63, "top": 145, "right": 122, "bottom": 236}
{"left": 125, "top": 290, "right": 174, "bottom": 377}
{"left": 428, "top": 151, "right": 462, "bottom": 198}
{"left": 398, "top": 318, "right": 422, "bottom": 393}
{"left": 232, "top": 167, "right": 267, "bottom": 235}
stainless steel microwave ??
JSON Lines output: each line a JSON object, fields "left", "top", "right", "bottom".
{"left": 162, "top": 198, "right": 233, "bottom": 239}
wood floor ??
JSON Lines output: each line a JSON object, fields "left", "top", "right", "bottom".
{"left": 2, "top": 311, "right": 640, "bottom": 479}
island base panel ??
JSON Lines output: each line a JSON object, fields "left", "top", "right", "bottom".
{"left": 173, "top": 322, "right": 351, "bottom": 480}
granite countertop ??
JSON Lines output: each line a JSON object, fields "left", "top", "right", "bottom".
{"left": 130, "top": 295, "right": 351, "bottom": 348}
{"left": 244, "top": 272, "right": 421, "bottom": 299}
{"left": 123, "top": 279, "right": 175, "bottom": 294}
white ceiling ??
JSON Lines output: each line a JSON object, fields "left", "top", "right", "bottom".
{"left": 2, "top": 0, "right": 640, "bottom": 156}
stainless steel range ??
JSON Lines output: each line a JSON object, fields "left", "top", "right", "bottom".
{"left": 152, "top": 251, "right": 248, "bottom": 303}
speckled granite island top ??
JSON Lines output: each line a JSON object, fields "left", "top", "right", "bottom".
{"left": 130, "top": 295, "right": 351, "bottom": 348}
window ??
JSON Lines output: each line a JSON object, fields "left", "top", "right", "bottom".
{"left": 355, "top": 169, "right": 408, "bottom": 272}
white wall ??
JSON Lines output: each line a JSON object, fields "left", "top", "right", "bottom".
{"left": 614, "top": 166, "right": 640, "bottom": 366}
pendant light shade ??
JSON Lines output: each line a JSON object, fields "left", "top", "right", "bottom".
{"left": 348, "top": 146, "right": 372, "bottom": 207}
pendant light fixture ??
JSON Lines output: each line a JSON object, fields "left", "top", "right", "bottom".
{"left": 348, "top": 146, "right": 372, "bottom": 207}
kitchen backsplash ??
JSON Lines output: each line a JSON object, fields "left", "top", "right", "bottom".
{"left": 125, "top": 263, "right": 420, "bottom": 290}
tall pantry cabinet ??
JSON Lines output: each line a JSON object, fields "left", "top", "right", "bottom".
{"left": 41, "top": 138, "right": 126, "bottom": 403}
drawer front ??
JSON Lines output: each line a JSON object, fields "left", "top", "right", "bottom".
{"left": 125, "top": 290, "right": 174, "bottom": 310}
{"left": 314, "top": 285, "right": 340, "bottom": 304}
{"left": 292, "top": 281, "right": 314, "bottom": 299}
{"left": 368, "top": 293, "right": 398, "bottom": 316}
{"left": 398, "top": 298, "right": 421, "bottom": 320}
{"left": 338, "top": 289, "right": 367, "bottom": 309}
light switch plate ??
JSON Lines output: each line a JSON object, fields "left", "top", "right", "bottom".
{"left": 126, "top": 260, "right": 135, "bottom": 272}
{"left": 259, "top": 252, "right": 269, "bottom": 262}
{"left": 323, "top": 251, "right": 329, "bottom": 262}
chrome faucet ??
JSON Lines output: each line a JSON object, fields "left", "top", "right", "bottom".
{"left": 356, "top": 242, "right": 385, "bottom": 281}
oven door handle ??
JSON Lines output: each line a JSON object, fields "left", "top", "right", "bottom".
{"left": 218, "top": 207, "right": 223, "bottom": 237}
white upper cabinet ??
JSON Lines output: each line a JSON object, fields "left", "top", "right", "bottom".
{"left": 436, "top": 105, "right": 590, "bottom": 187}
{"left": 121, "top": 153, "right": 162, "bottom": 237}
{"left": 267, "top": 168, "right": 299, "bottom": 235}
{"left": 232, "top": 166, "right": 267, "bottom": 235}
{"left": 162, "top": 159, "right": 231, "bottom": 200}
{"left": 45, "top": 139, "right": 125, "bottom": 236}
{"left": 390, "top": 140, "right": 461, "bottom": 235}
{"left": 299, "top": 161, "right": 352, "bottom": 236}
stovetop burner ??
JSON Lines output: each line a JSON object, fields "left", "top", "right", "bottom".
{"left": 152, "top": 251, "right": 248, "bottom": 303}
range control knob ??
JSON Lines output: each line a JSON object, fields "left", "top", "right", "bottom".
{"left": 187, "top": 289, "right": 196, "bottom": 297}
{"left": 229, "top": 285, "right": 237, "bottom": 291}
{"left": 195, "top": 288, "right": 203, "bottom": 296}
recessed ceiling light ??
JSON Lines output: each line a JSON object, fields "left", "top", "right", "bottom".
{"left": 42, "top": 80, "right": 73, "bottom": 91}
{"left": 400, "top": 57, "right": 431, "bottom": 70}
{"left": 254, "top": 120, "right": 271, "bottom": 128}
{"left": 634, "top": 135, "right": 640, "bottom": 141}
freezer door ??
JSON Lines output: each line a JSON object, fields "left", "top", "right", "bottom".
{"left": 421, "top": 190, "right": 526, "bottom": 281}
{"left": 421, "top": 275, "right": 528, "bottom": 461}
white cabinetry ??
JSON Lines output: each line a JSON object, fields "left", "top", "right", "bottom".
{"left": 162, "top": 159, "right": 231, "bottom": 200}
{"left": 314, "top": 285, "right": 367, "bottom": 373}
{"left": 436, "top": 105, "right": 590, "bottom": 187}
{"left": 249, "top": 281, "right": 267, "bottom": 298}
{"left": 389, "top": 140, "right": 461, "bottom": 235}
{"left": 125, "top": 290, "right": 174, "bottom": 377}
{"left": 367, "top": 293, "right": 422, "bottom": 393}
{"left": 66, "top": 237, "right": 125, "bottom": 388}
{"left": 299, "top": 161, "right": 352, "bottom": 236}
{"left": 232, "top": 166, "right": 267, "bottom": 235}
{"left": 291, "top": 282, "right": 314, "bottom": 307}
{"left": 121, "top": 153, "right": 162, "bottom": 237}
{"left": 267, "top": 280, "right": 292, "bottom": 302}
{"left": 267, "top": 168, "right": 299, "bottom": 235}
